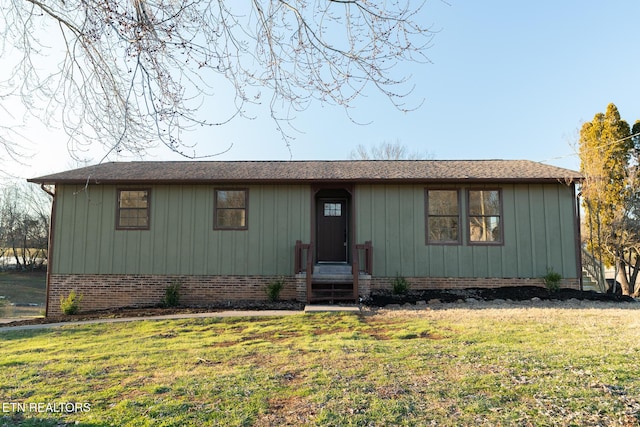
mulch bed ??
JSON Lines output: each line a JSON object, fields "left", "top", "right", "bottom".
{"left": 1, "top": 287, "right": 635, "bottom": 328}
{"left": 365, "top": 286, "right": 636, "bottom": 306}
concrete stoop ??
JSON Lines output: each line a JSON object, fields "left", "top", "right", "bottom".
{"left": 304, "top": 305, "right": 361, "bottom": 314}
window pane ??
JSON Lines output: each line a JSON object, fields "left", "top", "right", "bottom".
{"left": 426, "top": 190, "right": 460, "bottom": 244}
{"left": 470, "top": 216, "right": 501, "bottom": 242}
{"left": 120, "top": 209, "right": 147, "bottom": 220}
{"left": 120, "top": 190, "right": 148, "bottom": 208}
{"left": 216, "top": 190, "right": 246, "bottom": 209}
{"left": 324, "top": 203, "right": 342, "bottom": 217}
{"left": 119, "top": 210, "right": 148, "bottom": 228}
{"left": 428, "top": 217, "right": 459, "bottom": 242}
{"left": 118, "top": 190, "right": 149, "bottom": 229}
{"left": 469, "top": 190, "right": 500, "bottom": 215}
{"left": 428, "top": 190, "right": 458, "bottom": 215}
{"left": 215, "top": 189, "right": 247, "bottom": 229}
{"left": 216, "top": 209, "right": 246, "bottom": 228}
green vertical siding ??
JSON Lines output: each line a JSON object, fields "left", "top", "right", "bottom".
{"left": 53, "top": 181, "right": 578, "bottom": 279}
{"left": 355, "top": 183, "right": 579, "bottom": 279}
{"left": 52, "top": 184, "right": 310, "bottom": 275}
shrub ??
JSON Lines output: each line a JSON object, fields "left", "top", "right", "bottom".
{"left": 60, "top": 290, "right": 82, "bottom": 315}
{"left": 266, "top": 278, "right": 285, "bottom": 302}
{"left": 163, "top": 281, "right": 182, "bottom": 308}
{"left": 543, "top": 268, "right": 562, "bottom": 292}
{"left": 392, "top": 275, "right": 410, "bottom": 295}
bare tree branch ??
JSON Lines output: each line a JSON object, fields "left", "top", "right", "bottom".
{"left": 0, "top": 0, "right": 434, "bottom": 162}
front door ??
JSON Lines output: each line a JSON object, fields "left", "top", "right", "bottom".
{"left": 316, "top": 199, "right": 348, "bottom": 262}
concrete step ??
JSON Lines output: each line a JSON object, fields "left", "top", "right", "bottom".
{"left": 312, "top": 274, "right": 353, "bottom": 284}
{"left": 304, "top": 305, "right": 360, "bottom": 313}
{"left": 313, "top": 264, "right": 352, "bottom": 275}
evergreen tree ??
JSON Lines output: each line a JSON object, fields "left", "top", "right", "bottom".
{"left": 579, "top": 103, "right": 639, "bottom": 294}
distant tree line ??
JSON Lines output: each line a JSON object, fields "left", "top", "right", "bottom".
{"left": 0, "top": 183, "right": 51, "bottom": 270}
{"left": 349, "top": 140, "right": 432, "bottom": 160}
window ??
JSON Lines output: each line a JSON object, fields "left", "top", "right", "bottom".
{"left": 468, "top": 189, "right": 502, "bottom": 244}
{"left": 426, "top": 189, "right": 460, "bottom": 244}
{"left": 324, "top": 202, "right": 342, "bottom": 217}
{"left": 117, "top": 189, "right": 150, "bottom": 229}
{"left": 214, "top": 189, "right": 248, "bottom": 229}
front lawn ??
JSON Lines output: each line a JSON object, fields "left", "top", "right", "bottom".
{"left": 1, "top": 304, "right": 639, "bottom": 426}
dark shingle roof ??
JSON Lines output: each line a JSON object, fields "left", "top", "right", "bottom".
{"left": 28, "top": 160, "right": 583, "bottom": 185}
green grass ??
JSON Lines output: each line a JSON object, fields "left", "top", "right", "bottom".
{"left": 1, "top": 306, "right": 639, "bottom": 426}
{"left": 0, "top": 271, "right": 46, "bottom": 318}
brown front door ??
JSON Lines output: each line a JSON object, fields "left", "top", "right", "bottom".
{"left": 316, "top": 199, "right": 348, "bottom": 262}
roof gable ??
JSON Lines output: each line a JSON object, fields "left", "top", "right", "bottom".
{"left": 29, "top": 160, "right": 583, "bottom": 185}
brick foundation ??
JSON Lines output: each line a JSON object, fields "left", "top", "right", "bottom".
{"left": 47, "top": 274, "right": 581, "bottom": 316}
{"left": 370, "top": 277, "right": 581, "bottom": 292}
{"left": 47, "top": 274, "right": 299, "bottom": 316}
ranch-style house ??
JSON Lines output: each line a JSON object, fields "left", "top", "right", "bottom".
{"left": 29, "top": 160, "right": 583, "bottom": 315}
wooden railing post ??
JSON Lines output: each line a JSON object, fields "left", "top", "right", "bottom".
{"left": 294, "top": 240, "right": 302, "bottom": 274}
{"left": 352, "top": 244, "right": 360, "bottom": 300}
{"left": 300, "top": 240, "right": 370, "bottom": 304}
{"left": 365, "top": 241, "right": 372, "bottom": 275}
{"left": 353, "top": 241, "right": 373, "bottom": 275}
{"left": 306, "top": 242, "right": 313, "bottom": 304}
{"left": 295, "top": 241, "right": 314, "bottom": 303}
{"left": 352, "top": 241, "right": 373, "bottom": 301}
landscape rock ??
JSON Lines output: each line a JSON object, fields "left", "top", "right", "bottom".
{"left": 365, "top": 286, "right": 636, "bottom": 308}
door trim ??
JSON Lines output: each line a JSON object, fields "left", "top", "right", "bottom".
{"left": 310, "top": 186, "right": 354, "bottom": 265}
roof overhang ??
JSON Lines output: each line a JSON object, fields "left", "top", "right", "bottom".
{"left": 28, "top": 160, "right": 584, "bottom": 186}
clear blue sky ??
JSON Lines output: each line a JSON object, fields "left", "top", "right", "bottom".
{"left": 4, "top": 0, "right": 640, "bottom": 179}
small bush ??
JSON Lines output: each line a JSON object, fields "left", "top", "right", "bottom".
{"left": 60, "top": 290, "right": 82, "bottom": 315}
{"left": 392, "top": 275, "right": 410, "bottom": 295}
{"left": 543, "top": 268, "right": 562, "bottom": 292}
{"left": 163, "top": 281, "right": 182, "bottom": 307}
{"left": 266, "top": 278, "right": 285, "bottom": 302}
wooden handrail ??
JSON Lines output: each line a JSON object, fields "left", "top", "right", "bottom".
{"left": 294, "top": 240, "right": 312, "bottom": 274}
{"left": 298, "top": 240, "right": 370, "bottom": 303}
{"left": 352, "top": 247, "right": 360, "bottom": 300}
{"left": 305, "top": 243, "right": 313, "bottom": 303}
{"left": 581, "top": 247, "right": 605, "bottom": 292}
{"left": 354, "top": 241, "right": 373, "bottom": 275}
{"left": 353, "top": 241, "right": 373, "bottom": 301}
{"left": 294, "top": 240, "right": 314, "bottom": 303}
{"left": 294, "top": 240, "right": 302, "bottom": 274}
